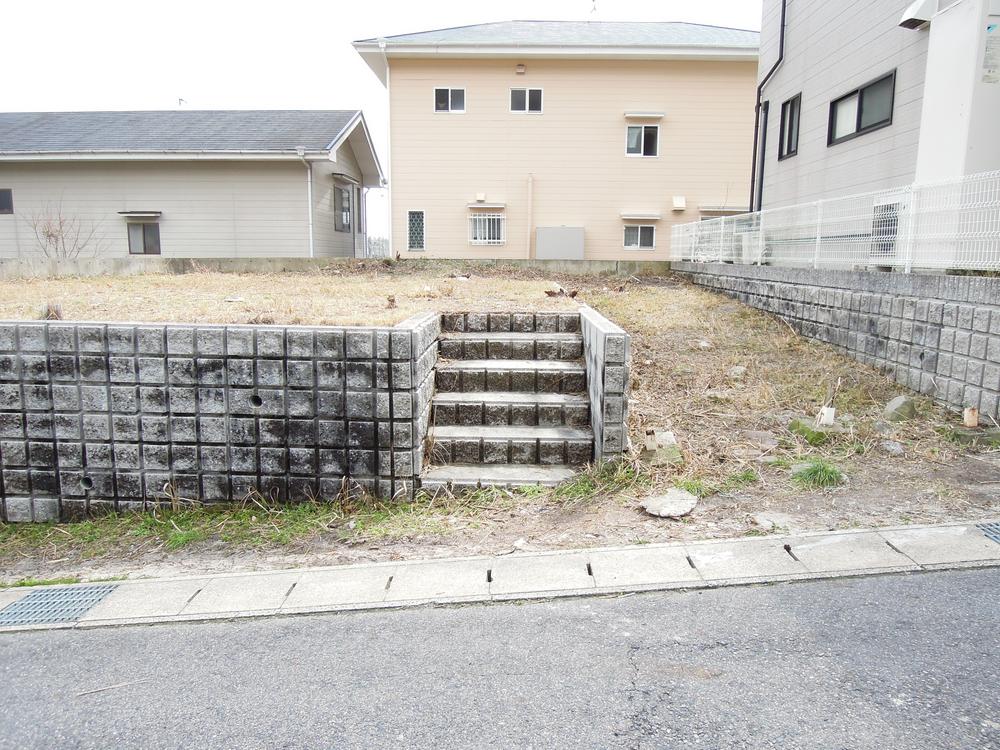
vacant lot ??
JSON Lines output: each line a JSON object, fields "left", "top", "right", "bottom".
{"left": 1, "top": 261, "right": 998, "bottom": 583}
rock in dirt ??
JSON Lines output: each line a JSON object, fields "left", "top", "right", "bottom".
{"left": 639, "top": 429, "right": 684, "bottom": 467}
{"left": 727, "top": 365, "right": 747, "bottom": 379}
{"left": 789, "top": 416, "right": 844, "bottom": 446}
{"left": 880, "top": 440, "right": 906, "bottom": 457}
{"left": 641, "top": 489, "right": 698, "bottom": 518}
{"left": 883, "top": 395, "right": 917, "bottom": 422}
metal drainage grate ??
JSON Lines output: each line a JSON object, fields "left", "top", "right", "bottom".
{"left": 0, "top": 584, "right": 118, "bottom": 626}
{"left": 977, "top": 523, "right": 1000, "bottom": 545}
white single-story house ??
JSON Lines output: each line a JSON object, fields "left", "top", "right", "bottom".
{"left": 0, "top": 110, "right": 384, "bottom": 260}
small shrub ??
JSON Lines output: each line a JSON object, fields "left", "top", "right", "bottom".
{"left": 792, "top": 459, "right": 844, "bottom": 489}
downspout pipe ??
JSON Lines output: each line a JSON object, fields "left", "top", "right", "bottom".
{"left": 749, "top": 0, "right": 788, "bottom": 212}
{"left": 298, "top": 147, "right": 315, "bottom": 258}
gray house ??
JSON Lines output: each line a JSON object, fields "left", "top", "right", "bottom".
{"left": 0, "top": 110, "right": 384, "bottom": 260}
{"left": 753, "top": 0, "right": 1000, "bottom": 210}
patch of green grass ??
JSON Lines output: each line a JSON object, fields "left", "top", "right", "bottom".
{"left": 723, "top": 468, "right": 759, "bottom": 489}
{"left": 791, "top": 459, "right": 844, "bottom": 489}
{"left": 553, "top": 459, "right": 649, "bottom": 504}
{"left": 789, "top": 418, "right": 830, "bottom": 447}
{"left": 675, "top": 478, "right": 712, "bottom": 498}
{"left": 1, "top": 576, "right": 81, "bottom": 588}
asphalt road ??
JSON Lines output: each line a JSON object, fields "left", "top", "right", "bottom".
{"left": 1, "top": 568, "right": 998, "bottom": 750}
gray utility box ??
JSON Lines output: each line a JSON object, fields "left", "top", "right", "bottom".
{"left": 535, "top": 226, "right": 585, "bottom": 260}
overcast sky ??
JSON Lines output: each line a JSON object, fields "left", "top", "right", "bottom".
{"left": 2, "top": 0, "right": 763, "bottom": 236}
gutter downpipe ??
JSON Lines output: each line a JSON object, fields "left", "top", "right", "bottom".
{"left": 298, "top": 147, "right": 315, "bottom": 258}
{"left": 749, "top": 0, "right": 788, "bottom": 213}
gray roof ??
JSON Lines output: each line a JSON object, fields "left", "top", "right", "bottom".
{"left": 0, "top": 110, "right": 361, "bottom": 154}
{"left": 357, "top": 20, "right": 759, "bottom": 49}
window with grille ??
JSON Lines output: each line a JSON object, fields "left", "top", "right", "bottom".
{"left": 510, "top": 88, "right": 543, "bottom": 113}
{"left": 626, "top": 125, "right": 658, "bottom": 156}
{"left": 335, "top": 186, "right": 352, "bottom": 232}
{"left": 623, "top": 224, "right": 655, "bottom": 249}
{"left": 127, "top": 222, "right": 161, "bottom": 255}
{"left": 434, "top": 88, "right": 465, "bottom": 113}
{"left": 407, "top": 211, "right": 425, "bottom": 251}
{"left": 469, "top": 212, "right": 506, "bottom": 246}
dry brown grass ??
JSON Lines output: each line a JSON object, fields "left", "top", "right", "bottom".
{"left": 0, "top": 260, "right": 578, "bottom": 327}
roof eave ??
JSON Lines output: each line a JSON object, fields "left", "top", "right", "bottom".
{"left": 0, "top": 150, "right": 333, "bottom": 162}
{"left": 353, "top": 41, "right": 758, "bottom": 63}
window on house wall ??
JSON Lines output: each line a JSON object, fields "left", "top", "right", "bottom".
{"left": 828, "top": 71, "right": 895, "bottom": 145}
{"left": 469, "top": 212, "right": 506, "bottom": 245}
{"left": 407, "top": 211, "right": 425, "bottom": 251}
{"left": 778, "top": 94, "right": 801, "bottom": 160}
{"left": 335, "top": 185, "right": 352, "bottom": 232}
{"left": 626, "top": 125, "right": 658, "bottom": 156}
{"left": 623, "top": 225, "right": 655, "bottom": 249}
{"left": 127, "top": 223, "right": 160, "bottom": 255}
{"left": 510, "top": 88, "right": 543, "bottom": 113}
{"left": 0, "top": 189, "right": 12, "bottom": 214}
{"left": 434, "top": 88, "right": 465, "bottom": 112}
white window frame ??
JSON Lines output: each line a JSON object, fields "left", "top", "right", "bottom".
{"left": 468, "top": 211, "right": 506, "bottom": 246}
{"left": 509, "top": 87, "right": 543, "bottom": 114}
{"left": 623, "top": 224, "right": 656, "bottom": 249}
{"left": 407, "top": 210, "right": 426, "bottom": 251}
{"left": 626, "top": 125, "right": 659, "bottom": 157}
{"left": 433, "top": 87, "right": 466, "bottom": 114}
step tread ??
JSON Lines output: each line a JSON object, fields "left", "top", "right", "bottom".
{"left": 433, "top": 391, "right": 589, "bottom": 405}
{"left": 440, "top": 332, "right": 583, "bottom": 341}
{"left": 421, "top": 464, "right": 581, "bottom": 487}
{"left": 431, "top": 425, "right": 593, "bottom": 440}
{"left": 437, "top": 359, "right": 585, "bottom": 371}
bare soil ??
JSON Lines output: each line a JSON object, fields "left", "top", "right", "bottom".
{"left": 1, "top": 262, "right": 998, "bottom": 583}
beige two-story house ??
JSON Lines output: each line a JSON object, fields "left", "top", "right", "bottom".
{"left": 355, "top": 20, "right": 759, "bottom": 261}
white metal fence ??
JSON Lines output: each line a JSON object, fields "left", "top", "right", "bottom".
{"left": 671, "top": 170, "right": 1000, "bottom": 272}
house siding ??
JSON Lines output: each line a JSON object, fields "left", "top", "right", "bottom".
{"left": 758, "top": 0, "right": 929, "bottom": 208}
{"left": 313, "top": 141, "right": 365, "bottom": 258}
{"left": 0, "top": 161, "right": 315, "bottom": 260}
{"left": 388, "top": 57, "right": 756, "bottom": 260}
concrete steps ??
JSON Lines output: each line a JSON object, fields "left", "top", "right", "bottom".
{"left": 420, "top": 311, "right": 595, "bottom": 491}
{"left": 434, "top": 359, "right": 587, "bottom": 394}
{"left": 420, "top": 464, "right": 580, "bottom": 491}
{"left": 430, "top": 425, "right": 594, "bottom": 465}
{"left": 432, "top": 392, "right": 590, "bottom": 427}
{"left": 438, "top": 332, "right": 583, "bottom": 361}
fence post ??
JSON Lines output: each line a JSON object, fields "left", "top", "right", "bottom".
{"left": 756, "top": 212, "right": 765, "bottom": 265}
{"left": 902, "top": 187, "right": 917, "bottom": 273}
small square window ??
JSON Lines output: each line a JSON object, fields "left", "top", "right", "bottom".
{"left": 624, "top": 224, "right": 655, "bottom": 249}
{"left": 407, "top": 211, "right": 425, "bottom": 251}
{"left": 626, "top": 125, "right": 658, "bottom": 157}
{"left": 128, "top": 222, "right": 161, "bottom": 255}
{"left": 511, "top": 88, "right": 543, "bottom": 113}
{"left": 779, "top": 94, "right": 800, "bottom": 160}
{"left": 434, "top": 88, "right": 465, "bottom": 113}
{"left": 0, "top": 189, "right": 12, "bottom": 214}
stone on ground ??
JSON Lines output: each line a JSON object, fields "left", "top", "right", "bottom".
{"left": 789, "top": 416, "right": 844, "bottom": 446}
{"left": 639, "top": 429, "right": 684, "bottom": 467}
{"left": 641, "top": 488, "right": 698, "bottom": 518}
{"left": 883, "top": 395, "right": 917, "bottom": 422}
{"left": 880, "top": 440, "right": 906, "bottom": 457}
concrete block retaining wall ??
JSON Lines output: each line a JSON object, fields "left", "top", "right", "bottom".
{"left": 580, "top": 306, "right": 631, "bottom": 462}
{"left": 0, "top": 313, "right": 438, "bottom": 522}
{"left": 672, "top": 262, "right": 1000, "bottom": 422}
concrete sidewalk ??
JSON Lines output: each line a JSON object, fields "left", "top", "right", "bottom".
{"left": 1, "top": 520, "right": 998, "bottom": 633}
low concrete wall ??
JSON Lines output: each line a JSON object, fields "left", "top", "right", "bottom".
{"left": 0, "top": 313, "right": 438, "bottom": 522}
{"left": 579, "top": 305, "right": 631, "bottom": 462}
{"left": 672, "top": 262, "right": 1000, "bottom": 421}
{"left": 0, "top": 256, "right": 672, "bottom": 280}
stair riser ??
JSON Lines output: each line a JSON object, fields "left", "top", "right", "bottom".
{"left": 441, "top": 312, "right": 581, "bottom": 334}
{"left": 431, "top": 438, "right": 593, "bottom": 466}
{"left": 435, "top": 369, "right": 586, "bottom": 394}
{"left": 433, "top": 401, "right": 590, "bottom": 427}
{"left": 438, "top": 338, "right": 583, "bottom": 361}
